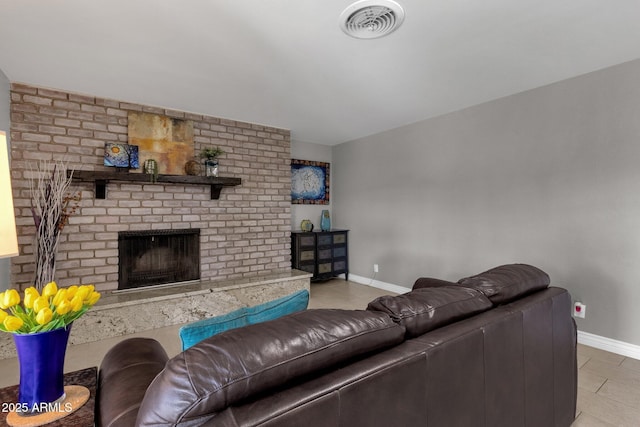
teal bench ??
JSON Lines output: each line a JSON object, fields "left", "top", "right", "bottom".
{"left": 179, "top": 289, "right": 309, "bottom": 350}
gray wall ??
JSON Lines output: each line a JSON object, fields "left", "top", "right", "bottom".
{"left": 290, "top": 140, "right": 332, "bottom": 231}
{"left": 333, "top": 58, "right": 640, "bottom": 346}
{"left": 0, "top": 68, "right": 11, "bottom": 291}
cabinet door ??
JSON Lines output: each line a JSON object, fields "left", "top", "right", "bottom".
{"left": 318, "top": 248, "right": 332, "bottom": 261}
{"left": 333, "top": 260, "right": 347, "bottom": 273}
{"left": 331, "top": 231, "right": 348, "bottom": 277}
{"left": 318, "top": 262, "right": 332, "bottom": 274}
{"left": 333, "top": 233, "right": 347, "bottom": 244}
{"left": 299, "top": 235, "right": 315, "bottom": 247}
{"left": 333, "top": 246, "right": 347, "bottom": 258}
{"left": 297, "top": 263, "right": 315, "bottom": 274}
{"left": 300, "top": 250, "right": 315, "bottom": 261}
{"left": 317, "top": 234, "right": 332, "bottom": 247}
{"left": 291, "top": 233, "right": 316, "bottom": 274}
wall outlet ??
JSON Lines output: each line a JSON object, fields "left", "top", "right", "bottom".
{"left": 373, "top": 264, "right": 379, "bottom": 273}
{"left": 573, "top": 302, "right": 586, "bottom": 319}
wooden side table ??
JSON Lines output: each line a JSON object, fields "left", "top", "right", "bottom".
{"left": 0, "top": 367, "right": 96, "bottom": 427}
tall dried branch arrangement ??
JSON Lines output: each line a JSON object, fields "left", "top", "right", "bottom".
{"left": 29, "top": 161, "right": 81, "bottom": 290}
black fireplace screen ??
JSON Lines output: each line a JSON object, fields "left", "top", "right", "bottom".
{"left": 118, "top": 229, "right": 200, "bottom": 290}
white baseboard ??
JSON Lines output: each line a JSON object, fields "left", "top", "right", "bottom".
{"left": 348, "top": 274, "right": 409, "bottom": 295}
{"left": 350, "top": 275, "right": 640, "bottom": 360}
{"left": 578, "top": 331, "right": 640, "bottom": 360}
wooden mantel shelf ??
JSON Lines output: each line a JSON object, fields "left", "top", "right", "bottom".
{"left": 69, "top": 170, "right": 241, "bottom": 200}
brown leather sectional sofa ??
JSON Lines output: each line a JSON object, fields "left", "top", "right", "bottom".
{"left": 96, "top": 264, "right": 577, "bottom": 427}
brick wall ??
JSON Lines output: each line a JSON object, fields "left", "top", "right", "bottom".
{"left": 9, "top": 83, "right": 292, "bottom": 291}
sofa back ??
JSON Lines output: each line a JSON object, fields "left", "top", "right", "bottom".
{"left": 206, "top": 287, "right": 577, "bottom": 427}
{"left": 207, "top": 287, "right": 576, "bottom": 427}
{"left": 412, "top": 287, "right": 576, "bottom": 426}
{"left": 136, "top": 309, "right": 405, "bottom": 426}
{"left": 98, "top": 265, "right": 576, "bottom": 427}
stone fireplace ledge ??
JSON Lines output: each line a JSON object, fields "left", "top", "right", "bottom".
{"left": 0, "top": 269, "right": 311, "bottom": 360}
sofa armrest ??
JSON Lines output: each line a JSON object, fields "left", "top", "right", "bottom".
{"left": 97, "top": 337, "right": 169, "bottom": 427}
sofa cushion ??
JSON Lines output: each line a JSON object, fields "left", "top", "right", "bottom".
{"left": 178, "top": 289, "right": 309, "bottom": 350}
{"left": 367, "top": 286, "right": 492, "bottom": 338}
{"left": 457, "top": 264, "right": 550, "bottom": 305}
{"left": 412, "top": 277, "right": 458, "bottom": 290}
{"left": 136, "top": 309, "right": 406, "bottom": 426}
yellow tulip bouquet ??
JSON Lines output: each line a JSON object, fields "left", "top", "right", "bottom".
{"left": 0, "top": 282, "right": 100, "bottom": 334}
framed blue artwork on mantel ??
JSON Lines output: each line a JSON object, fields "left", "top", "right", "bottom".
{"left": 291, "top": 159, "right": 330, "bottom": 204}
{"left": 104, "top": 143, "right": 139, "bottom": 169}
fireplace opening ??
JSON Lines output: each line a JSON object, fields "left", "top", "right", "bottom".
{"left": 118, "top": 229, "right": 200, "bottom": 290}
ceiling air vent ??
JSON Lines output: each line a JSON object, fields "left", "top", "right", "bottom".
{"left": 339, "top": 0, "right": 405, "bottom": 39}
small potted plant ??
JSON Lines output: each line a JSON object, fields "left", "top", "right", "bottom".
{"left": 200, "top": 147, "right": 224, "bottom": 177}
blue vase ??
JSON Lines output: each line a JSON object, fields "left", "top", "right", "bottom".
{"left": 13, "top": 325, "right": 72, "bottom": 413}
{"left": 320, "top": 210, "right": 331, "bottom": 231}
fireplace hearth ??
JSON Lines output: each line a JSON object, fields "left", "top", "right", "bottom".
{"left": 118, "top": 229, "right": 200, "bottom": 290}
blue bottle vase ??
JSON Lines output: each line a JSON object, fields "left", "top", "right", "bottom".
{"left": 320, "top": 210, "right": 331, "bottom": 231}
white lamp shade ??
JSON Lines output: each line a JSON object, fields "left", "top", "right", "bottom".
{"left": 0, "top": 131, "right": 19, "bottom": 258}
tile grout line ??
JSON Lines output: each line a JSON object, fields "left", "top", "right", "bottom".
{"left": 594, "top": 378, "right": 607, "bottom": 394}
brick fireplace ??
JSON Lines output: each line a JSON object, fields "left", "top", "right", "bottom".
{"left": 9, "top": 83, "right": 292, "bottom": 292}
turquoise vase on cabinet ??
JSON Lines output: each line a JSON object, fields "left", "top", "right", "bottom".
{"left": 320, "top": 210, "right": 331, "bottom": 231}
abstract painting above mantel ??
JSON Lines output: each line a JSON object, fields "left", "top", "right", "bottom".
{"left": 128, "top": 112, "right": 194, "bottom": 175}
{"left": 291, "top": 159, "right": 330, "bottom": 204}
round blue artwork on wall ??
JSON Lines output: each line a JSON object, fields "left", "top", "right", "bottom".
{"left": 291, "top": 160, "right": 330, "bottom": 204}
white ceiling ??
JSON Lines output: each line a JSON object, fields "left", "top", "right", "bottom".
{"left": 1, "top": 1, "right": 639, "bottom": 145}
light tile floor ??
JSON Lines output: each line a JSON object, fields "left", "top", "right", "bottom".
{"left": 574, "top": 344, "right": 640, "bottom": 426}
{"left": 0, "top": 279, "right": 637, "bottom": 426}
